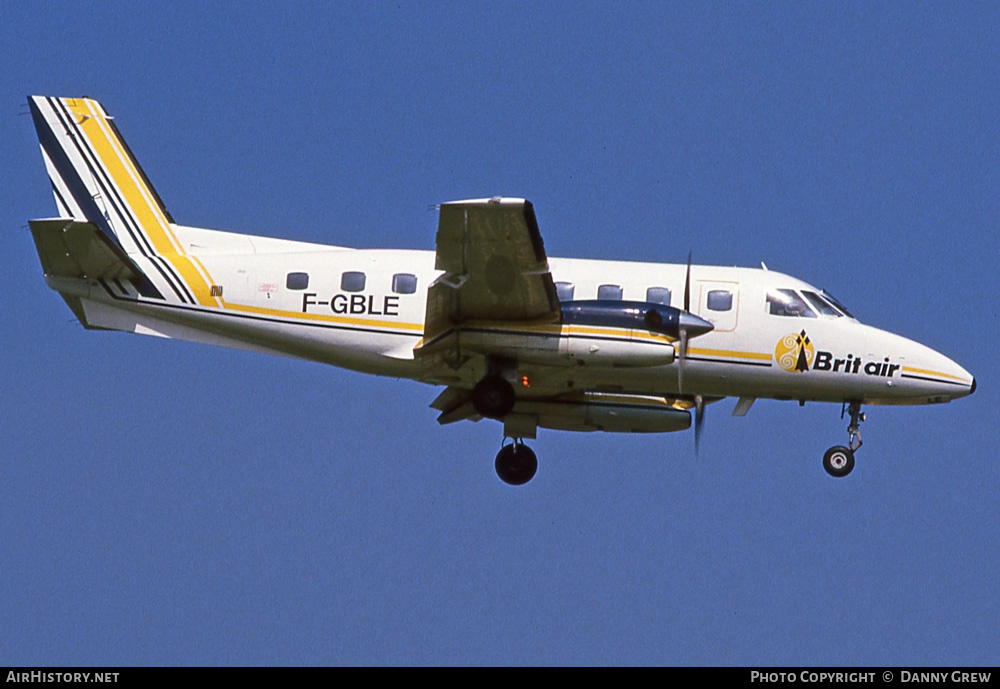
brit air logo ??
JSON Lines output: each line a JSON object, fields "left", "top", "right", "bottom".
{"left": 775, "top": 331, "right": 901, "bottom": 377}
{"left": 775, "top": 331, "right": 814, "bottom": 372}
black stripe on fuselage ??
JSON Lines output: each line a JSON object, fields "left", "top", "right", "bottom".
{"left": 900, "top": 373, "right": 968, "bottom": 387}
{"left": 462, "top": 325, "right": 675, "bottom": 348}
{"left": 90, "top": 285, "right": 774, "bottom": 373}
{"left": 95, "top": 282, "right": 421, "bottom": 340}
{"left": 686, "top": 355, "right": 773, "bottom": 368}
{"left": 420, "top": 325, "right": 675, "bottom": 354}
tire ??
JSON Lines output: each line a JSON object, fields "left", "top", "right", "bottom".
{"left": 823, "top": 445, "right": 855, "bottom": 478}
{"left": 472, "top": 375, "right": 516, "bottom": 419}
{"left": 495, "top": 444, "right": 538, "bottom": 485}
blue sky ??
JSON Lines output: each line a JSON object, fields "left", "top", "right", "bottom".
{"left": 1, "top": 2, "right": 998, "bottom": 665}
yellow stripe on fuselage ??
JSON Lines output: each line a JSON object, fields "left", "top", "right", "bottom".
{"left": 901, "top": 366, "right": 967, "bottom": 383}
{"left": 222, "top": 300, "right": 425, "bottom": 332}
{"left": 468, "top": 321, "right": 676, "bottom": 344}
{"left": 688, "top": 346, "right": 772, "bottom": 361}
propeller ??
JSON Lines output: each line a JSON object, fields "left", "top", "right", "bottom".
{"left": 683, "top": 251, "right": 692, "bottom": 312}
{"left": 694, "top": 394, "right": 705, "bottom": 455}
{"left": 675, "top": 252, "right": 713, "bottom": 454}
{"left": 678, "top": 252, "right": 693, "bottom": 394}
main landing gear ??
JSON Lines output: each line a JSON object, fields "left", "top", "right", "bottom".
{"left": 471, "top": 363, "right": 536, "bottom": 484}
{"left": 494, "top": 440, "right": 538, "bottom": 485}
{"left": 471, "top": 374, "right": 515, "bottom": 419}
{"left": 823, "top": 401, "right": 864, "bottom": 478}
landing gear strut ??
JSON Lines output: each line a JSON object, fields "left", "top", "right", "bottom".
{"left": 495, "top": 440, "right": 537, "bottom": 485}
{"left": 823, "top": 401, "right": 865, "bottom": 478}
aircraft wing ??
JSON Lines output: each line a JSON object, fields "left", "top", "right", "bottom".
{"left": 420, "top": 197, "right": 560, "bottom": 354}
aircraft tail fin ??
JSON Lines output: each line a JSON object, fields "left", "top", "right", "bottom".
{"left": 28, "top": 96, "right": 217, "bottom": 306}
{"left": 28, "top": 97, "right": 174, "bottom": 245}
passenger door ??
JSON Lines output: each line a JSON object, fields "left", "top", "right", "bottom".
{"left": 697, "top": 281, "right": 739, "bottom": 332}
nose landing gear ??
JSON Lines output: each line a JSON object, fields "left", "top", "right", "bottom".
{"left": 823, "top": 401, "right": 864, "bottom": 478}
{"left": 822, "top": 445, "right": 855, "bottom": 477}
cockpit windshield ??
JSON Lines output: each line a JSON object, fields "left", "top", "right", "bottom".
{"left": 767, "top": 289, "right": 816, "bottom": 318}
{"left": 801, "top": 290, "right": 842, "bottom": 317}
{"left": 819, "top": 290, "right": 855, "bottom": 319}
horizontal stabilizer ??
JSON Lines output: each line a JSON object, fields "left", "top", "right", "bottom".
{"left": 29, "top": 219, "right": 162, "bottom": 298}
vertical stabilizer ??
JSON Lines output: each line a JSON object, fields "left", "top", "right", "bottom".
{"left": 28, "top": 96, "right": 217, "bottom": 306}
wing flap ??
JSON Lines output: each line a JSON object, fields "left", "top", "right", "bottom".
{"left": 429, "top": 386, "right": 482, "bottom": 425}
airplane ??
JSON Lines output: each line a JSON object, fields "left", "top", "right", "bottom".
{"left": 25, "top": 96, "right": 976, "bottom": 485}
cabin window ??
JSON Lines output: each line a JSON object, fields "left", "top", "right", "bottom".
{"left": 598, "top": 284, "right": 623, "bottom": 301}
{"left": 766, "top": 289, "right": 816, "bottom": 318}
{"left": 392, "top": 273, "right": 417, "bottom": 294}
{"left": 646, "top": 286, "right": 671, "bottom": 305}
{"left": 286, "top": 272, "right": 309, "bottom": 290}
{"left": 341, "top": 271, "right": 366, "bottom": 292}
{"left": 555, "top": 282, "right": 575, "bottom": 301}
{"left": 707, "top": 290, "right": 733, "bottom": 312}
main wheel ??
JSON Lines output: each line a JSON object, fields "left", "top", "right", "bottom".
{"left": 823, "top": 445, "right": 855, "bottom": 478}
{"left": 472, "top": 375, "right": 516, "bottom": 419}
{"left": 495, "top": 443, "right": 538, "bottom": 485}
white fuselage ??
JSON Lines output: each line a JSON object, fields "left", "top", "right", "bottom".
{"left": 59, "top": 223, "right": 974, "bottom": 409}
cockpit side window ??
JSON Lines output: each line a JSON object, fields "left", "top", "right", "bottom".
{"left": 801, "top": 290, "right": 842, "bottom": 317}
{"left": 767, "top": 289, "right": 816, "bottom": 318}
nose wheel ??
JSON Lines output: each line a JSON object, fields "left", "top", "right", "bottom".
{"left": 495, "top": 440, "right": 537, "bottom": 485}
{"left": 823, "top": 401, "right": 864, "bottom": 478}
{"left": 823, "top": 445, "right": 855, "bottom": 477}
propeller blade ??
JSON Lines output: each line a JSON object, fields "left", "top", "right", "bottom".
{"left": 694, "top": 395, "right": 705, "bottom": 456}
{"left": 678, "top": 330, "right": 687, "bottom": 395}
{"left": 678, "top": 252, "right": 692, "bottom": 395}
{"left": 684, "top": 251, "right": 692, "bottom": 313}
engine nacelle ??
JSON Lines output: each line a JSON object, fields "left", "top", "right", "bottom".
{"left": 561, "top": 300, "right": 685, "bottom": 338}
{"left": 511, "top": 393, "right": 692, "bottom": 434}
{"left": 460, "top": 300, "right": 686, "bottom": 367}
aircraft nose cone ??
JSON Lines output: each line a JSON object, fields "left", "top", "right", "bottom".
{"left": 679, "top": 311, "right": 714, "bottom": 338}
{"left": 970, "top": 377, "right": 976, "bottom": 395}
